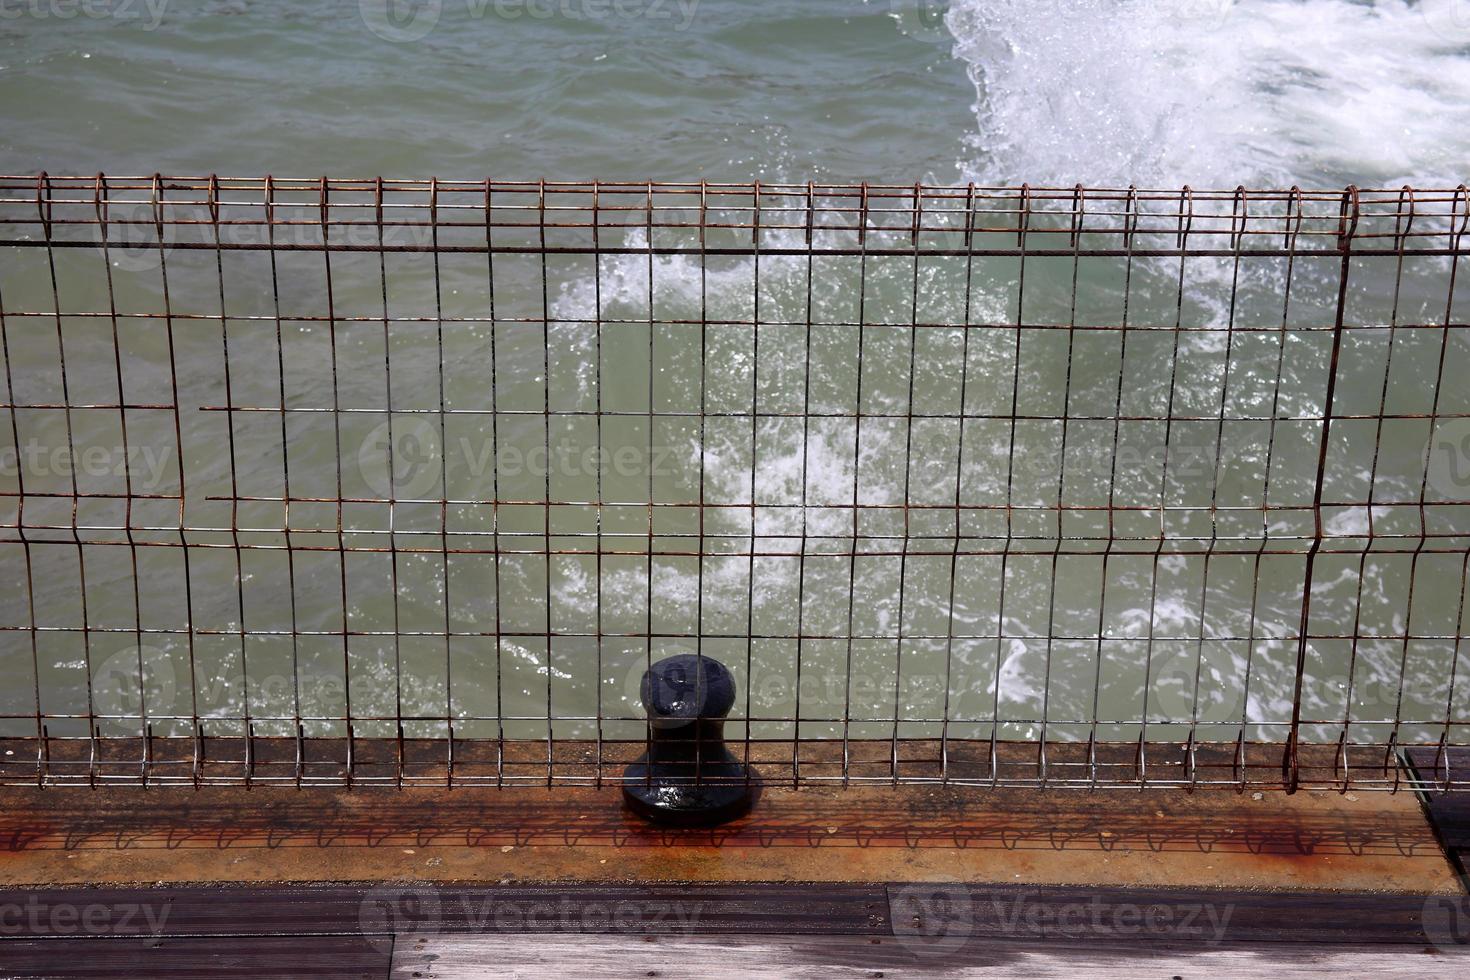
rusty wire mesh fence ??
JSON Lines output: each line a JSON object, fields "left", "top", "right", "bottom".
{"left": 0, "top": 175, "right": 1468, "bottom": 791}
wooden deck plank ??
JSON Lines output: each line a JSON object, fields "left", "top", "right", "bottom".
{"left": 2, "top": 883, "right": 1457, "bottom": 945}
{"left": 887, "top": 883, "right": 1467, "bottom": 945}
{"left": 0, "top": 935, "right": 389, "bottom": 979}
{"left": 389, "top": 933, "right": 1470, "bottom": 979}
{"left": 0, "top": 884, "right": 887, "bottom": 938}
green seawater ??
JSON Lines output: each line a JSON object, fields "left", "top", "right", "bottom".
{"left": 2, "top": 0, "right": 1469, "bottom": 751}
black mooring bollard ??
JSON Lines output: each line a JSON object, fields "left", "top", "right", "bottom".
{"left": 622, "top": 653, "right": 757, "bottom": 826}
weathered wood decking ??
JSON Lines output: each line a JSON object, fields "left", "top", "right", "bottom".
{"left": 1, "top": 882, "right": 1468, "bottom": 978}
{"left": 1, "top": 751, "right": 1467, "bottom": 977}
{"left": 394, "top": 934, "right": 1463, "bottom": 979}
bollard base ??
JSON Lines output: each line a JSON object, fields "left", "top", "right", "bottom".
{"left": 621, "top": 759, "right": 758, "bottom": 827}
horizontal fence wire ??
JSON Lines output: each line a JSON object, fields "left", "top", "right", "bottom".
{"left": 0, "top": 174, "right": 1467, "bottom": 791}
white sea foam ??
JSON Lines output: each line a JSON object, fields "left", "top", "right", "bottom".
{"left": 529, "top": 6, "right": 1464, "bottom": 728}
{"left": 946, "top": 0, "right": 1470, "bottom": 189}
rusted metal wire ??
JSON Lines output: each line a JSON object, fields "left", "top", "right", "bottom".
{"left": 0, "top": 175, "right": 1468, "bottom": 791}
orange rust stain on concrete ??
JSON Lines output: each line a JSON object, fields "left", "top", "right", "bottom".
{"left": 0, "top": 783, "right": 1458, "bottom": 893}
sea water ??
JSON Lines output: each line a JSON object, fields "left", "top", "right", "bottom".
{"left": 1, "top": 0, "right": 1468, "bottom": 747}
